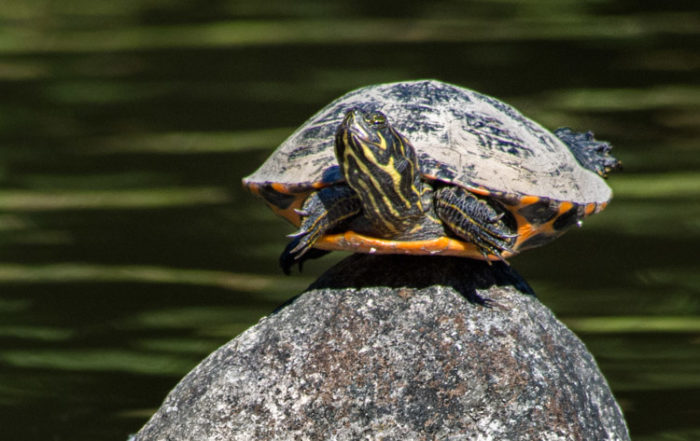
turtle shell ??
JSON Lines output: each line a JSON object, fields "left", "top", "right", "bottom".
{"left": 244, "top": 80, "right": 614, "bottom": 259}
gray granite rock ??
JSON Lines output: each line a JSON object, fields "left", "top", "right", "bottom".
{"left": 133, "top": 255, "right": 629, "bottom": 441}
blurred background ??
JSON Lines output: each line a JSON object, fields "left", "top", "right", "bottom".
{"left": 0, "top": 1, "right": 698, "bottom": 440}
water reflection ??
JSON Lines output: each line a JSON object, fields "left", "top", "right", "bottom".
{"left": 0, "top": 0, "right": 698, "bottom": 440}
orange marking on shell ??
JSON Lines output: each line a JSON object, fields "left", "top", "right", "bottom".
{"left": 272, "top": 193, "right": 310, "bottom": 226}
{"left": 311, "top": 181, "right": 329, "bottom": 189}
{"left": 507, "top": 197, "right": 577, "bottom": 250}
{"left": 558, "top": 201, "right": 574, "bottom": 214}
{"left": 584, "top": 203, "right": 596, "bottom": 216}
{"left": 243, "top": 182, "right": 307, "bottom": 226}
{"left": 315, "top": 232, "right": 512, "bottom": 261}
{"left": 244, "top": 182, "right": 260, "bottom": 195}
{"left": 519, "top": 195, "right": 541, "bottom": 205}
{"left": 503, "top": 198, "right": 538, "bottom": 249}
{"left": 468, "top": 186, "right": 493, "bottom": 197}
{"left": 514, "top": 221, "right": 536, "bottom": 245}
{"left": 270, "top": 182, "right": 292, "bottom": 194}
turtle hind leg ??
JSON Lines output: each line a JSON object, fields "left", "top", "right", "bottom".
{"left": 554, "top": 127, "right": 621, "bottom": 178}
{"left": 279, "top": 185, "right": 361, "bottom": 274}
{"left": 435, "top": 186, "right": 516, "bottom": 261}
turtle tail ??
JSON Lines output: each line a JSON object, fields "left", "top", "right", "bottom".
{"left": 554, "top": 128, "right": 621, "bottom": 178}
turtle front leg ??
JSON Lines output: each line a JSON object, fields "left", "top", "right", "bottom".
{"left": 435, "top": 186, "right": 516, "bottom": 261}
{"left": 280, "top": 185, "right": 361, "bottom": 274}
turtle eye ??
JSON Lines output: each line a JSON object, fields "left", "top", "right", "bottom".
{"left": 367, "top": 112, "right": 386, "bottom": 126}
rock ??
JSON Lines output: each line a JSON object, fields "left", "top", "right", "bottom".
{"left": 133, "top": 255, "right": 629, "bottom": 441}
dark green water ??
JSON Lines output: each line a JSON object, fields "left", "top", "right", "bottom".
{"left": 0, "top": 1, "right": 698, "bottom": 439}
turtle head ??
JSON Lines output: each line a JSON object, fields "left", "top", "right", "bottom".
{"left": 337, "top": 109, "right": 399, "bottom": 158}
{"left": 336, "top": 108, "right": 416, "bottom": 178}
{"left": 335, "top": 108, "right": 424, "bottom": 235}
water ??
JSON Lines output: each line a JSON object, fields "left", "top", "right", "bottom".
{"left": 0, "top": 1, "right": 698, "bottom": 439}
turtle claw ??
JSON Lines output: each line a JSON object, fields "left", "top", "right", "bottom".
{"left": 474, "top": 231, "right": 515, "bottom": 264}
{"left": 489, "top": 211, "right": 505, "bottom": 223}
{"left": 279, "top": 185, "right": 362, "bottom": 274}
{"left": 286, "top": 229, "right": 307, "bottom": 238}
{"left": 288, "top": 231, "right": 319, "bottom": 255}
{"left": 279, "top": 237, "right": 330, "bottom": 274}
{"left": 281, "top": 227, "right": 322, "bottom": 267}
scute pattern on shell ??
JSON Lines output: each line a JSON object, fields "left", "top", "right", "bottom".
{"left": 245, "top": 80, "right": 611, "bottom": 205}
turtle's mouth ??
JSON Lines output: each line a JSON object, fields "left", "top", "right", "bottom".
{"left": 349, "top": 130, "right": 377, "bottom": 147}
{"left": 342, "top": 110, "right": 369, "bottom": 136}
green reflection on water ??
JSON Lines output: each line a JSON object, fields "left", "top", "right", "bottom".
{"left": 611, "top": 173, "right": 700, "bottom": 199}
{"left": 0, "top": 349, "right": 196, "bottom": 375}
{"left": 641, "top": 269, "right": 700, "bottom": 293}
{"left": 1, "top": 12, "right": 698, "bottom": 53}
{"left": 0, "top": 263, "right": 309, "bottom": 294}
{"left": 550, "top": 85, "right": 700, "bottom": 111}
{"left": 91, "top": 128, "right": 293, "bottom": 154}
{"left": 0, "top": 188, "right": 230, "bottom": 211}
{"left": 135, "top": 337, "right": 229, "bottom": 354}
{"left": 565, "top": 316, "right": 700, "bottom": 333}
{"left": 0, "top": 326, "right": 74, "bottom": 341}
{"left": 124, "top": 306, "right": 269, "bottom": 329}
{"left": 594, "top": 199, "right": 699, "bottom": 236}
{"left": 0, "top": 297, "right": 31, "bottom": 312}
{"left": 636, "top": 429, "right": 700, "bottom": 441}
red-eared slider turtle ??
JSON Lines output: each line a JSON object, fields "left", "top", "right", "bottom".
{"left": 243, "top": 80, "right": 619, "bottom": 273}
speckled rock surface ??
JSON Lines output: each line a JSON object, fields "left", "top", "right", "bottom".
{"left": 133, "top": 255, "right": 629, "bottom": 441}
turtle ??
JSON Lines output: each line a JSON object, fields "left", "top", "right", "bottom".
{"left": 243, "top": 80, "right": 619, "bottom": 274}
